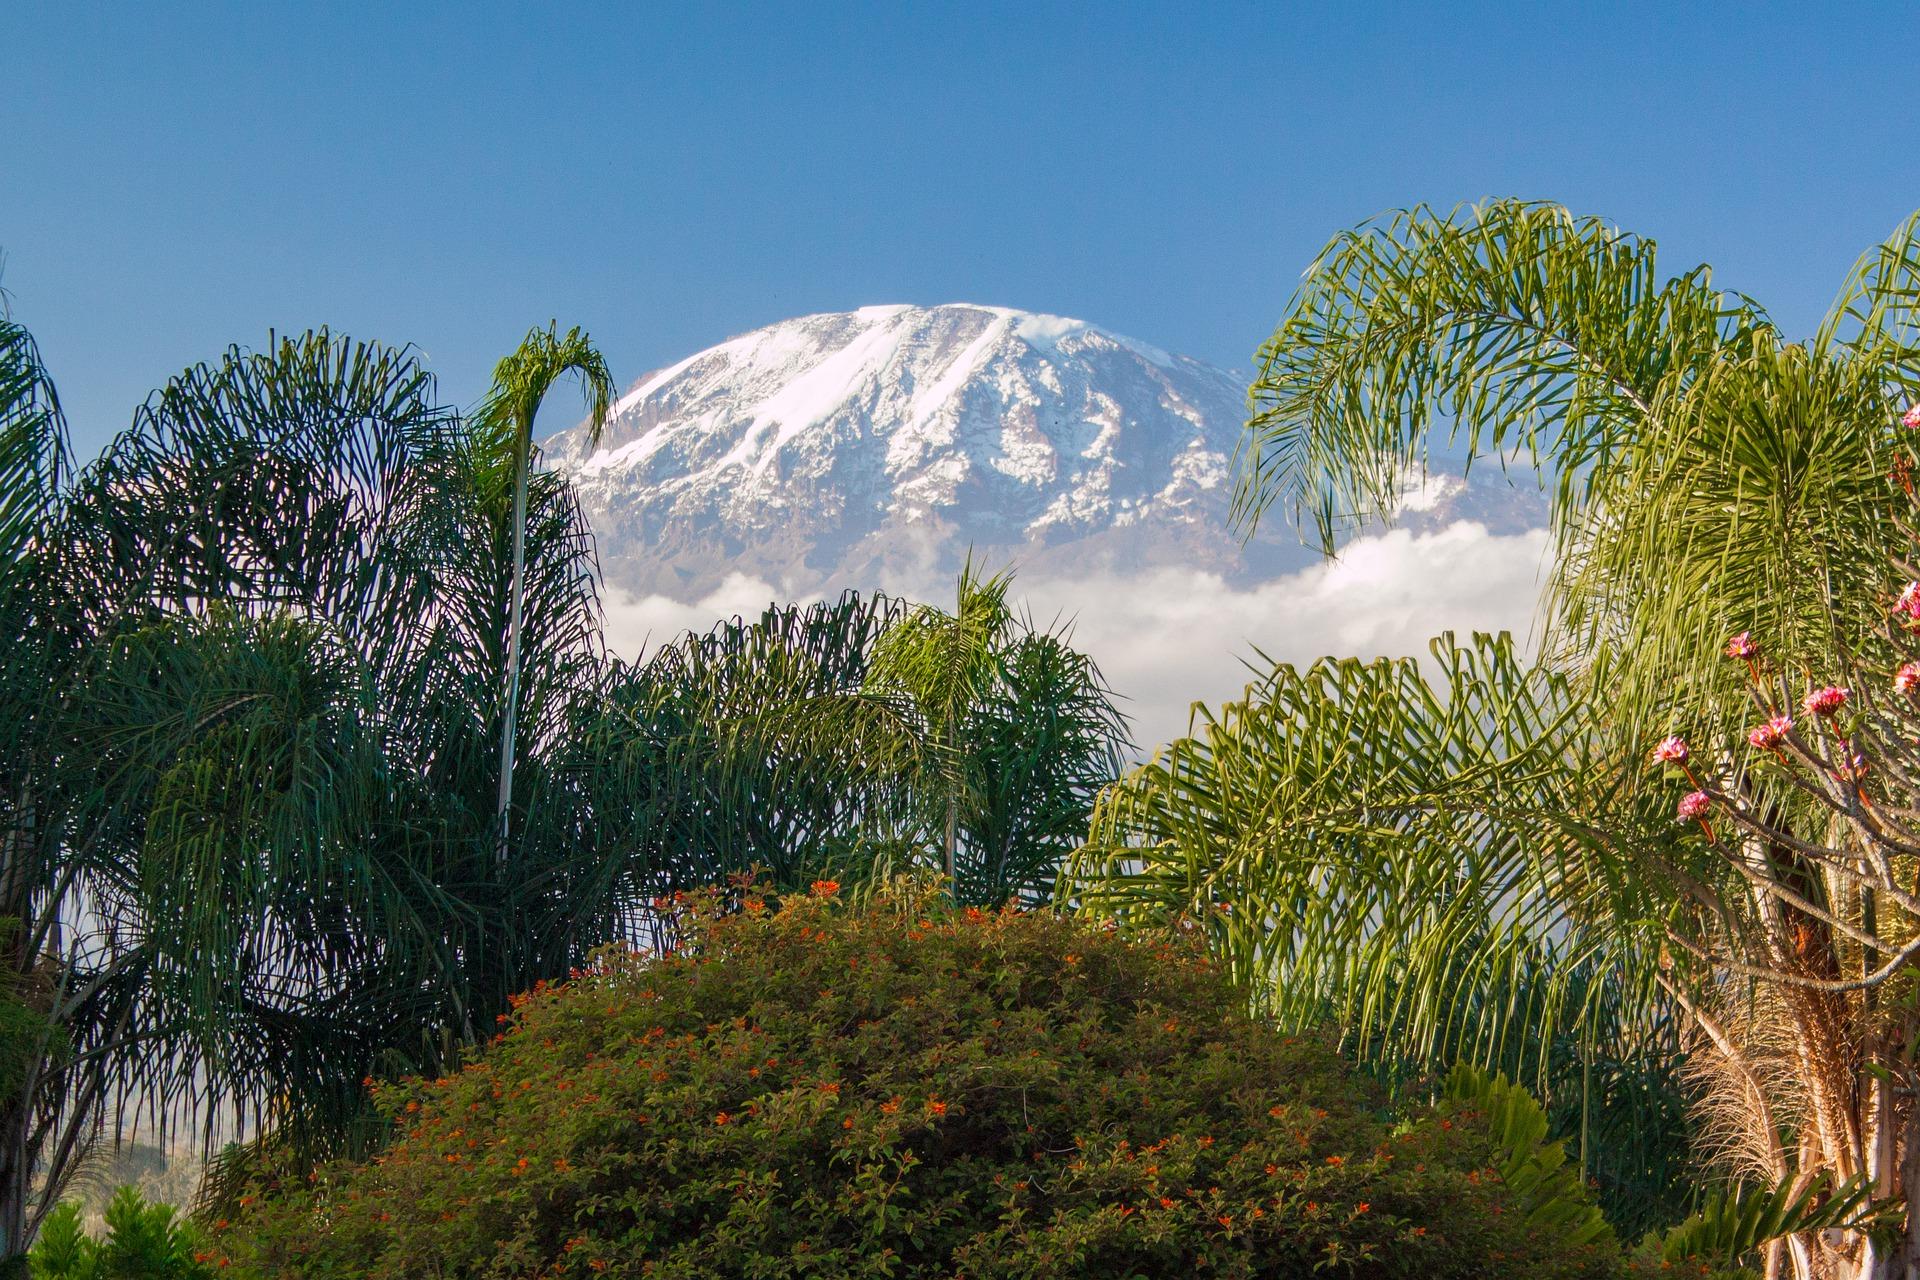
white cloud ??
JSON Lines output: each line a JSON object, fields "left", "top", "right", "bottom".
{"left": 601, "top": 571, "right": 809, "bottom": 658}
{"left": 600, "top": 521, "right": 1552, "bottom": 755}
{"left": 1014, "top": 522, "right": 1551, "bottom": 751}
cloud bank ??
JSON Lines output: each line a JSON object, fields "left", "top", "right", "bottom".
{"left": 601, "top": 520, "right": 1552, "bottom": 755}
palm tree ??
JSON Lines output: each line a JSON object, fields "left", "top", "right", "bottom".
{"left": 474, "top": 324, "right": 612, "bottom": 864}
{"left": 592, "top": 591, "right": 926, "bottom": 908}
{"left": 1069, "top": 201, "right": 1920, "bottom": 1276}
{"left": 869, "top": 560, "right": 1016, "bottom": 885}
{"left": 870, "top": 560, "right": 1128, "bottom": 904}
{"left": 0, "top": 325, "right": 627, "bottom": 1257}
{"left": 0, "top": 316, "right": 76, "bottom": 1263}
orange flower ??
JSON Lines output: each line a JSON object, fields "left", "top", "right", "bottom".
{"left": 404, "top": 1100, "right": 420, "bottom": 1113}
{"left": 1217, "top": 1214, "right": 1233, "bottom": 1228}
{"left": 810, "top": 879, "right": 840, "bottom": 897}
{"left": 714, "top": 1111, "right": 731, "bottom": 1125}
{"left": 1324, "top": 1155, "right": 1344, "bottom": 1166}
{"left": 1356, "top": 1202, "right": 1370, "bottom": 1214}
{"left": 1159, "top": 1197, "right": 1177, "bottom": 1210}
{"left": 927, "top": 1099, "right": 948, "bottom": 1116}
{"left": 880, "top": 1098, "right": 901, "bottom": 1114}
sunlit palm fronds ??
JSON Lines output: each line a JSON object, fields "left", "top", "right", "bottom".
{"left": 1205, "top": 199, "right": 1920, "bottom": 1268}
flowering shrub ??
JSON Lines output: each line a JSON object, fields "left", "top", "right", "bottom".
{"left": 221, "top": 880, "right": 1632, "bottom": 1278}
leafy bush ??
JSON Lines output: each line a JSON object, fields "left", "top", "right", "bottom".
{"left": 222, "top": 880, "right": 1635, "bottom": 1278}
{"left": 29, "top": 1188, "right": 213, "bottom": 1279}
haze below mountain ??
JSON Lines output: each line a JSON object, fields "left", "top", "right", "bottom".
{"left": 545, "top": 304, "right": 1551, "bottom": 748}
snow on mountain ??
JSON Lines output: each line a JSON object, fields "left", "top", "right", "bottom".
{"left": 546, "top": 303, "right": 1551, "bottom": 745}
{"left": 547, "top": 303, "right": 1541, "bottom": 601}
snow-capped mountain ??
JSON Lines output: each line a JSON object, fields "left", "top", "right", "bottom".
{"left": 545, "top": 303, "right": 1543, "bottom": 602}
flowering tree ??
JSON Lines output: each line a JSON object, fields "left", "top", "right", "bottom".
{"left": 1649, "top": 429, "right": 1920, "bottom": 1273}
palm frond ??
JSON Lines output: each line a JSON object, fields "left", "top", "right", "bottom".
{"left": 1235, "top": 198, "right": 1768, "bottom": 550}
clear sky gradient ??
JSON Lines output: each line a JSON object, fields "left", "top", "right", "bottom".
{"left": 6, "top": 2, "right": 1919, "bottom": 460}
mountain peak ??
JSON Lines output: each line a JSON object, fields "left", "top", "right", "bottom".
{"left": 546, "top": 305, "right": 1539, "bottom": 602}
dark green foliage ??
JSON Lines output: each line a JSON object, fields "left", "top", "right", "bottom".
{"left": 225, "top": 883, "right": 1632, "bottom": 1279}
{"left": 589, "top": 591, "right": 922, "bottom": 897}
{"left": 1, "top": 315, "right": 1132, "bottom": 1262}
{"left": 959, "top": 627, "right": 1129, "bottom": 905}
{"left": 868, "top": 561, "right": 1130, "bottom": 906}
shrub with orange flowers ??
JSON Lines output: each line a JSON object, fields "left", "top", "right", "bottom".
{"left": 221, "top": 879, "right": 1636, "bottom": 1278}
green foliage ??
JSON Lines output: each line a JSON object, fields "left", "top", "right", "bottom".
{"left": 591, "top": 590, "right": 923, "bottom": 897}
{"left": 28, "top": 1190, "right": 213, "bottom": 1280}
{"left": 224, "top": 883, "right": 1631, "bottom": 1279}
{"left": 869, "top": 559, "right": 1129, "bottom": 904}
{"left": 1064, "top": 633, "right": 1687, "bottom": 1231}
{"left": 470, "top": 321, "right": 615, "bottom": 863}
{"left": 1, "top": 307, "right": 1137, "bottom": 1260}
{"left": 1648, "top": 1172, "right": 1874, "bottom": 1269}
{"left": 1440, "top": 1065, "right": 1611, "bottom": 1247}
{"left": 1115, "top": 200, "right": 1920, "bottom": 1258}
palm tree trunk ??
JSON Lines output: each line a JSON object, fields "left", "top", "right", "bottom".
{"left": 943, "top": 799, "right": 957, "bottom": 887}
{"left": 494, "top": 424, "right": 531, "bottom": 864}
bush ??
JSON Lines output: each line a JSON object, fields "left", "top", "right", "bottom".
{"left": 29, "top": 1187, "right": 213, "bottom": 1279}
{"left": 222, "top": 880, "right": 1634, "bottom": 1278}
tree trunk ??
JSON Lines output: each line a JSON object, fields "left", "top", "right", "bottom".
{"left": 0, "top": 1098, "right": 27, "bottom": 1268}
{"left": 494, "top": 423, "right": 531, "bottom": 866}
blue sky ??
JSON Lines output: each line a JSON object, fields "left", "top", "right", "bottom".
{"left": 5, "top": 2, "right": 1919, "bottom": 460}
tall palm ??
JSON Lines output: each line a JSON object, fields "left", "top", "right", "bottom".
{"left": 871, "top": 560, "right": 1129, "bottom": 904}
{"left": 474, "top": 324, "right": 612, "bottom": 863}
{"left": 1069, "top": 202, "right": 1920, "bottom": 1273}
{"left": 868, "top": 560, "right": 1016, "bottom": 884}
{"left": 1, "top": 326, "right": 626, "bottom": 1257}
{"left": 0, "top": 317, "right": 75, "bottom": 1261}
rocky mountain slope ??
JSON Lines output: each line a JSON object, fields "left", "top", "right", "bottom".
{"left": 544, "top": 303, "right": 1543, "bottom": 602}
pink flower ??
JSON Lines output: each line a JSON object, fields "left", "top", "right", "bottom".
{"left": 1676, "top": 791, "right": 1712, "bottom": 821}
{"left": 1803, "top": 686, "right": 1850, "bottom": 718}
{"left": 1651, "top": 735, "right": 1690, "bottom": 765}
{"left": 1898, "top": 663, "right": 1920, "bottom": 695}
{"left": 1725, "top": 632, "right": 1759, "bottom": 661}
{"left": 1905, "top": 403, "right": 1920, "bottom": 429}
{"left": 1748, "top": 715, "right": 1793, "bottom": 749}
{"left": 1899, "top": 583, "right": 1920, "bottom": 618}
